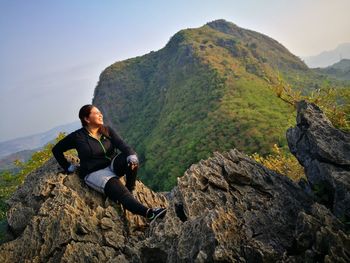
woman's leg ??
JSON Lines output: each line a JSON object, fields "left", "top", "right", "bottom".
{"left": 111, "top": 153, "right": 137, "bottom": 192}
{"left": 104, "top": 177, "right": 148, "bottom": 217}
{"left": 85, "top": 167, "right": 166, "bottom": 219}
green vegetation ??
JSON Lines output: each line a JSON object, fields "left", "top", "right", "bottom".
{"left": 252, "top": 144, "right": 305, "bottom": 181}
{"left": 271, "top": 75, "right": 350, "bottom": 131}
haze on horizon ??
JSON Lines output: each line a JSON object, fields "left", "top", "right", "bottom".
{"left": 1, "top": 0, "right": 350, "bottom": 142}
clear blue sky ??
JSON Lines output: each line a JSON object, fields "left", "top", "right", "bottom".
{"left": 1, "top": 0, "right": 350, "bottom": 142}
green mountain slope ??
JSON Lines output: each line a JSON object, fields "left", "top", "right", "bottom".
{"left": 92, "top": 20, "right": 319, "bottom": 190}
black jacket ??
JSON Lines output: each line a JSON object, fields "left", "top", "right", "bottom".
{"left": 52, "top": 126, "right": 135, "bottom": 178}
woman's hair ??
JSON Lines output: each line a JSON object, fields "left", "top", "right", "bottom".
{"left": 78, "top": 104, "right": 110, "bottom": 137}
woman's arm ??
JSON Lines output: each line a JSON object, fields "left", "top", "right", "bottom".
{"left": 108, "top": 126, "right": 136, "bottom": 156}
{"left": 52, "top": 133, "right": 76, "bottom": 172}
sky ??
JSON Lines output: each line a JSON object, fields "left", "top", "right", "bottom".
{"left": 1, "top": 0, "right": 350, "bottom": 142}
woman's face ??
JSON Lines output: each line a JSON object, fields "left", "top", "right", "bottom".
{"left": 85, "top": 107, "right": 104, "bottom": 126}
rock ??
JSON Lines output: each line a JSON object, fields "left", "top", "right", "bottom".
{"left": 139, "top": 149, "right": 348, "bottom": 262}
{"left": 287, "top": 100, "right": 350, "bottom": 222}
{"left": 0, "top": 101, "right": 349, "bottom": 262}
{"left": 0, "top": 157, "right": 167, "bottom": 263}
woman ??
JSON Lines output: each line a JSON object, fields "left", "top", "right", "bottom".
{"left": 52, "top": 104, "right": 166, "bottom": 222}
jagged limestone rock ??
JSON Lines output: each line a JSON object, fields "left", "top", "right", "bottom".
{"left": 1, "top": 101, "right": 349, "bottom": 262}
{"left": 287, "top": 100, "right": 350, "bottom": 222}
{"left": 140, "top": 148, "right": 348, "bottom": 262}
{"left": 0, "top": 157, "right": 168, "bottom": 263}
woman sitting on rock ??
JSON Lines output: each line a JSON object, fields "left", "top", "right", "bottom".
{"left": 52, "top": 104, "right": 166, "bottom": 222}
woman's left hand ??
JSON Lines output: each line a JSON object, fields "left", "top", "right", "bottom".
{"left": 127, "top": 154, "right": 139, "bottom": 171}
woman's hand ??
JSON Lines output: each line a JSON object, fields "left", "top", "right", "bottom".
{"left": 67, "top": 163, "right": 78, "bottom": 174}
{"left": 127, "top": 154, "right": 139, "bottom": 171}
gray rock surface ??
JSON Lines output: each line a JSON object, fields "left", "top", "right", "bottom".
{"left": 287, "top": 100, "right": 350, "bottom": 222}
{"left": 0, "top": 101, "right": 349, "bottom": 262}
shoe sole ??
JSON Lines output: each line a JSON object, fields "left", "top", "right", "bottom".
{"left": 149, "top": 209, "right": 167, "bottom": 225}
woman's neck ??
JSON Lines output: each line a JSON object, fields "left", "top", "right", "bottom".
{"left": 86, "top": 125, "right": 101, "bottom": 138}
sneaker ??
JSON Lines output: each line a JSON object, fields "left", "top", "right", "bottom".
{"left": 146, "top": 207, "right": 167, "bottom": 223}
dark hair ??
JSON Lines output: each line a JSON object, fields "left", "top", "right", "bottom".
{"left": 78, "top": 104, "right": 110, "bottom": 137}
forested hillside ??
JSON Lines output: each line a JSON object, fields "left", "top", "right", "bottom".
{"left": 93, "top": 20, "right": 349, "bottom": 190}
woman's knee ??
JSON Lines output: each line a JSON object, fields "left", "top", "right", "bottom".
{"left": 116, "top": 152, "right": 128, "bottom": 163}
{"left": 104, "top": 177, "right": 129, "bottom": 200}
{"left": 112, "top": 153, "right": 128, "bottom": 173}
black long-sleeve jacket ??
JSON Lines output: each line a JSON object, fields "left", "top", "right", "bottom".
{"left": 52, "top": 126, "right": 135, "bottom": 178}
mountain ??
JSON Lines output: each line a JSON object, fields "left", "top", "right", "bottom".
{"left": 0, "top": 121, "right": 80, "bottom": 160}
{"left": 314, "top": 59, "right": 350, "bottom": 81}
{"left": 0, "top": 149, "right": 36, "bottom": 173}
{"left": 1, "top": 101, "right": 348, "bottom": 262}
{"left": 303, "top": 43, "right": 350, "bottom": 68}
{"left": 92, "top": 19, "right": 324, "bottom": 191}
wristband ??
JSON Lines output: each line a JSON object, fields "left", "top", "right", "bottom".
{"left": 126, "top": 155, "right": 138, "bottom": 164}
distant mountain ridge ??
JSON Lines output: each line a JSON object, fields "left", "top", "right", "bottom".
{"left": 315, "top": 59, "right": 350, "bottom": 80}
{"left": 0, "top": 149, "right": 36, "bottom": 172}
{"left": 303, "top": 43, "right": 350, "bottom": 68}
{"left": 92, "top": 19, "right": 322, "bottom": 190}
{"left": 0, "top": 121, "right": 80, "bottom": 160}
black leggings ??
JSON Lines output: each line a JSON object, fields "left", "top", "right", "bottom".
{"left": 111, "top": 152, "right": 137, "bottom": 191}
{"left": 104, "top": 153, "right": 148, "bottom": 217}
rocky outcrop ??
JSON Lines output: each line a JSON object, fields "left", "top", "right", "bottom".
{"left": 287, "top": 101, "right": 350, "bottom": 222}
{"left": 0, "top": 156, "right": 168, "bottom": 262}
{"left": 1, "top": 101, "right": 349, "bottom": 262}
